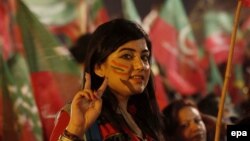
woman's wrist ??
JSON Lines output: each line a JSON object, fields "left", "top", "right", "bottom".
{"left": 66, "top": 124, "right": 85, "bottom": 137}
{"left": 58, "top": 129, "right": 84, "bottom": 141}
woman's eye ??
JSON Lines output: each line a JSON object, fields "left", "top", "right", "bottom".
{"left": 121, "top": 54, "right": 133, "bottom": 60}
{"left": 141, "top": 55, "right": 150, "bottom": 62}
{"left": 195, "top": 118, "right": 202, "bottom": 124}
{"left": 180, "top": 123, "right": 189, "bottom": 129}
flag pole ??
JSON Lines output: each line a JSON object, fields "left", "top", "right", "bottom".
{"left": 214, "top": 1, "right": 242, "bottom": 141}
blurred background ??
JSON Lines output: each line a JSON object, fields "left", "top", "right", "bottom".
{"left": 1, "top": 0, "right": 250, "bottom": 140}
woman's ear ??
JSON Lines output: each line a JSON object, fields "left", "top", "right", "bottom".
{"left": 94, "top": 64, "right": 105, "bottom": 77}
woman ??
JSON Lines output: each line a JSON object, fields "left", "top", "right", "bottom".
{"left": 163, "top": 99, "right": 207, "bottom": 141}
{"left": 50, "top": 19, "right": 166, "bottom": 141}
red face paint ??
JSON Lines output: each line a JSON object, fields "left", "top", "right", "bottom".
{"left": 110, "top": 60, "right": 130, "bottom": 76}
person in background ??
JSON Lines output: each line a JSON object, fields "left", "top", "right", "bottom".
{"left": 163, "top": 99, "right": 226, "bottom": 141}
{"left": 69, "top": 33, "right": 92, "bottom": 88}
{"left": 69, "top": 33, "right": 92, "bottom": 71}
{"left": 50, "top": 18, "right": 167, "bottom": 141}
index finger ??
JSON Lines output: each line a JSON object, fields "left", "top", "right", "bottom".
{"left": 84, "top": 73, "right": 91, "bottom": 89}
{"left": 97, "top": 77, "right": 108, "bottom": 97}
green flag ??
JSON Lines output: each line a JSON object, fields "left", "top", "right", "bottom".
{"left": 207, "top": 55, "right": 223, "bottom": 93}
{"left": 121, "top": 0, "right": 141, "bottom": 24}
{"left": 1, "top": 53, "right": 43, "bottom": 141}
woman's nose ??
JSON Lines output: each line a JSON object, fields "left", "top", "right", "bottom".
{"left": 133, "top": 57, "right": 144, "bottom": 70}
{"left": 190, "top": 121, "right": 202, "bottom": 131}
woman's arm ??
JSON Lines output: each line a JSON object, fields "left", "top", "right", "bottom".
{"left": 50, "top": 110, "right": 70, "bottom": 141}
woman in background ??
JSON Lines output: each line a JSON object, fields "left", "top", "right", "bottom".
{"left": 163, "top": 99, "right": 207, "bottom": 141}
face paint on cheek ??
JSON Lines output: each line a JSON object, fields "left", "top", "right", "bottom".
{"left": 120, "top": 79, "right": 137, "bottom": 93}
{"left": 110, "top": 60, "right": 131, "bottom": 76}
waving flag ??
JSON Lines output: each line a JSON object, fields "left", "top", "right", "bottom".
{"left": 241, "top": 0, "right": 250, "bottom": 7}
{"left": 207, "top": 55, "right": 223, "bottom": 94}
{"left": 203, "top": 10, "right": 246, "bottom": 65}
{"left": 88, "top": 0, "right": 109, "bottom": 31}
{"left": 15, "top": 1, "right": 81, "bottom": 140}
{"left": 1, "top": 53, "right": 43, "bottom": 141}
{"left": 1, "top": 1, "right": 42, "bottom": 140}
{"left": 121, "top": 0, "right": 141, "bottom": 24}
{"left": 1, "top": 0, "right": 81, "bottom": 140}
{"left": 149, "top": 0, "right": 206, "bottom": 95}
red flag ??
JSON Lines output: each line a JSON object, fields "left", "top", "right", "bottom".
{"left": 241, "top": 0, "right": 250, "bottom": 7}
{"left": 204, "top": 11, "right": 246, "bottom": 65}
{"left": 149, "top": 0, "right": 206, "bottom": 95}
{"left": 150, "top": 17, "right": 197, "bottom": 95}
{"left": 153, "top": 73, "right": 169, "bottom": 111}
{"left": 88, "top": 0, "right": 109, "bottom": 32}
{"left": 14, "top": 1, "right": 82, "bottom": 140}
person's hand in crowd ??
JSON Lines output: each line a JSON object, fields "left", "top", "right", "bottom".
{"left": 66, "top": 73, "right": 108, "bottom": 137}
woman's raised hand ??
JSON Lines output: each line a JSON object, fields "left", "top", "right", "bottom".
{"left": 66, "top": 73, "right": 108, "bottom": 136}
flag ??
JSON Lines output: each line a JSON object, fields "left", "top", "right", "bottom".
{"left": 0, "top": 0, "right": 43, "bottom": 141}
{"left": 149, "top": 0, "right": 206, "bottom": 95}
{"left": 203, "top": 10, "right": 246, "bottom": 65}
{"left": 207, "top": 55, "right": 223, "bottom": 94}
{"left": 0, "top": 52, "right": 43, "bottom": 141}
{"left": 121, "top": 0, "right": 141, "bottom": 24}
{"left": 203, "top": 10, "right": 247, "bottom": 99}
{"left": 22, "top": 0, "right": 83, "bottom": 46}
{"left": 12, "top": 0, "right": 81, "bottom": 140}
{"left": 241, "top": 0, "right": 250, "bottom": 7}
{"left": 88, "top": 0, "right": 109, "bottom": 31}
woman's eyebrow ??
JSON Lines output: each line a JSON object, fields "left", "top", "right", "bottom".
{"left": 118, "top": 48, "right": 135, "bottom": 52}
{"left": 118, "top": 48, "right": 149, "bottom": 53}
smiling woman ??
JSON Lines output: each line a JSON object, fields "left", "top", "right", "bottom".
{"left": 50, "top": 18, "right": 167, "bottom": 141}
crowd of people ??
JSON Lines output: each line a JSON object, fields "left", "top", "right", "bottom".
{"left": 50, "top": 18, "right": 249, "bottom": 141}
{"left": 1, "top": 0, "right": 250, "bottom": 141}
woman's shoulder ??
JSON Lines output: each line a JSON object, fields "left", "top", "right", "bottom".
{"left": 60, "top": 102, "right": 72, "bottom": 113}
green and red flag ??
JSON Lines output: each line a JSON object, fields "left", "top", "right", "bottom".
{"left": 149, "top": 0, "right": 206, "bottom": 95}
{"left": 0, "top": 0, "right": 81, "bottom": 140}
{"left": 15, "top": 0, "right": 81, "bottom": 140}
{"left": 21, "top": 0, "right": 83, "bottom": 47}
{"left": 1, "top": 53, "right": 43, "bottom": 141}
{"left": 1, "top": 1, "right": 42, "bottom": 140}
{"left": 121, "top": 0, "right": 141, "bottom": 24}
{"left": 203, "top": 10, "right": 246, "bottom": 65}
{"left": 207, "top": 55, "right": 223, "bottom": 94}
{"left": 241, "top": 0, "right": 250, "bottom": 7}
{"left": 88, "top": 0, "right": 109, "bottom": 31}
{"left": 203, "top": 10, "right": 246, "bottom": 103}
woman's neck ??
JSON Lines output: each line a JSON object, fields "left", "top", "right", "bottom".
{"left": 110, "top": 89, "right": 130, "bottom": 111}
{"left": 116, "top": 94, "right": 129, "bottom": 111}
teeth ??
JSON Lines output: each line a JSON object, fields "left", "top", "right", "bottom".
{"left": 132, "top": 76, "right": 143, "bottom": 79}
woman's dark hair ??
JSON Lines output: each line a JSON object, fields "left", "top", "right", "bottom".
{"left": 84, "top": 18, "right": 165, "bottom": 140}
{"left": 69, "top": 33, "right": 92, "bottom": 64}
{"left": 163, "top": 99, "right": 197, "bottom": 137}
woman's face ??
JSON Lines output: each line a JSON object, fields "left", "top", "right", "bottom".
{"left": 177, "top": 106, "right": 207, "bottom": 141}
{"left": 97, "top": 38, "right": 150, "bottom": 97}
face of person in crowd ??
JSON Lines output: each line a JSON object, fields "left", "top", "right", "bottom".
{"left": 95, "top": 38, "right": 150, "bottom": 97}
{"left": 177, "top": 106, "right": 207, "bottom": 141}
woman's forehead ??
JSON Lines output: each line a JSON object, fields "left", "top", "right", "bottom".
{"left": 178, "top": 107, "right": 200, "bottom": 120}
{"left": 116, "top": 39, "right": 149, "bottom": 52}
